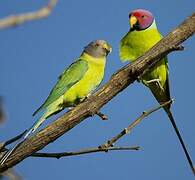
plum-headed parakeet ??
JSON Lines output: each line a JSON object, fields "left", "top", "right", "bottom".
{"left": 119, "top": 9, "right": 194, "bottom": 174}
{"left": 0, "top": 40, "right": 112, "bottom": 165}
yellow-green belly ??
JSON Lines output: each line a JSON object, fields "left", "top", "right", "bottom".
{"left": 120, "top": 27, "right": 170, "bottom": 103}
{"left": 63, "top": 63, "right": 104, "bottom": 106}
{"left": 120, "top": 28, "right": 167, "bottom": 87}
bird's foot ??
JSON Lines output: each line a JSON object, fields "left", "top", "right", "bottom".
{"left": 144, "top": 79, "right": 164, "bottom": 91}
{"left": 170, "top": 45, "right": 184, "bottom": 51}
{"left": 81, "top": 93, "right": 92, "bottom": 102}
{"left": 67, "top": 107, "right": 74, "bottom": 110}
{"left": 136, "top": 76, "right": 142, "bottom": 83}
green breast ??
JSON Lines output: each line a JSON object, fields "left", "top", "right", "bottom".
{"left": 120, "top": 26, "right": 170, "bottom": 103}
{"left": 63, "top": 59, "right": 105, "bottom": 106}
{"left": 120, "top": 28, "right": 162, "bottom": 61}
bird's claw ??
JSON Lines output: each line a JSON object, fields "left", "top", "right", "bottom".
{"left": 144, "top": 79, "right": 164, "bottom": 91}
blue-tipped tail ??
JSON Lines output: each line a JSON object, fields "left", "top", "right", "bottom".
{"left": 0, "top": 116, "right": 45, "bottom": 165}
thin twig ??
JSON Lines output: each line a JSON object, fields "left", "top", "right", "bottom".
{"left": 0, "top": 0, "right": 58, "bottom": 29}
{"left": 0, "top": 168, "right": 22, "bottom": 180}
{"left": 96, "top": 111, "right": 108, "bottom": 120}
{"left": 99, "top": 100, "right": 173, "bottom": 149}
{"left": 0, "top": 130, "right": 27, "bottom": 152}
{"left": 0, "top": 13, "right": 194, "bottom": 172}
{"left": 31, "top": 146, "right": 140, "bottom": 159}
{"left": 31, "top": 100, "right": 172, "bottom": 159}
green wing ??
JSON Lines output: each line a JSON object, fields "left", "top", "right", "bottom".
{"left": 33, "top": 59, "right": 88, "bottom": 116}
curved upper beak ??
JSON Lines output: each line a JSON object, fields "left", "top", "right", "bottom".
{"left": 103, "top": 43, "right": 112, "bottom": 55}
{"left": 107, "top": 45, "right": 112, "bottom": 53}
{"left": 129, "top": 15, "right": 137, "bottom": 28}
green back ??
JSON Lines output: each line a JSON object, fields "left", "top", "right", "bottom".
{"left": 33, "top": 59, "right": 88, "bottom": 116}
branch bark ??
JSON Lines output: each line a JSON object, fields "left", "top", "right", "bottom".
{"left": 30, "top": 100, "right": 171, "bottom": 159}
{"left": 0, "top": 0, "right": 57, "bottom": 29}
{"left": 99, "top": 100, "right": 173, "bottom": 149}
{"left": 0, "top": 13, "right": 194, "bottom": 172}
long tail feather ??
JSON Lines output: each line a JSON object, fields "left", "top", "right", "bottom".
{"left": 0, "top": 141, "right": 23, "bottom": 165}
{"left": 165, "top": 109, "right": 195, "bottom": 175}
{"left": 23, "top": 116, "right": 45, "bottom": 139}
{"left": 0, "top": 117, "right": 45, "bottom": 165}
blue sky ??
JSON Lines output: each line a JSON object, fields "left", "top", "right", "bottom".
{"left": 0, "top": 0, "right": 195, "bottom": 179}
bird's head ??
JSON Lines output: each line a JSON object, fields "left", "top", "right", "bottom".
{"left": 129, "top": 9, "right": 154, "bottom": 31}
{"left": 84, "top": 40, "right": 112, "bottom": 58}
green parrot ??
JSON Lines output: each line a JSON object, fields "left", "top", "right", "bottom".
{"left": 119, "top": 9, "right": 194, "bottom": 174}
{"left": 0, "top": 40, "right": 112, "bottom": 165}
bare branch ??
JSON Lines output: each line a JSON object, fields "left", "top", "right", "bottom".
{"left": 31, "top": 146, "right": 139, "bottom": 159}
{"left": 31, "top": 100, "right": 171, "bottom": 159}
{"left": 96, "top": 111, "right": 108, "bottom": 120}
{"left": 0, "top": 168, "right": 22, "bottom": 180}
{"left": 0, "top": 0, "right": 58, "bottom": 29}
{"left": 0, "top": 130, "right": 27, "bottom": 152}
{"left": 99, "top": 100, "right": 173, "bottom": 149}
{"left": 0, "top": 13, "right": 194, "bottom": 172}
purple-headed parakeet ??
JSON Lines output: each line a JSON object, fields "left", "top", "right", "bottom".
{"left": 120, "top": 9, "right": 194, "bottom": 174}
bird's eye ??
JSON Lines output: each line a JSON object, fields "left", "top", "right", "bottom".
{"left": 141, "top": 15, "right": 145, "bottom": 18}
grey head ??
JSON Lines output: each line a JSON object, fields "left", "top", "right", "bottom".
{"left": 84, "top": 40, "right": 112, "bottom": 58}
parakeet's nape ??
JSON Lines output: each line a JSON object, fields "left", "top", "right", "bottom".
{"left": 0, "top": 40, "right": 112, "bottom": 165}
{"left": 120, "top": 9, "right": 194, "bottom": 174}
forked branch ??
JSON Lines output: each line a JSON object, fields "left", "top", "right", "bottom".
{"left": 0, "top": 0, "right": 57, "bottom": 29}
{"left": 0, "top": 13, "right": 194, "bottom": 172}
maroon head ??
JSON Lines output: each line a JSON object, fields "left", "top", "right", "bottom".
{"left": 129, "top": 9, "right": 154, "bottom": 31}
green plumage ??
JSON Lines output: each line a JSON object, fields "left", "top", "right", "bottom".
{"left": 33, "top": 59, "right": 89, "bottom": 116}
{"left": 120, "top": 13, "right": 195, "bottom": 174}
{"left": 120, "top": 23, "right": 170, "bottom": 107}
{"left": 32, "top": 52, "right": 108, "bottom": 132}
{"left": 30, "top": 40, "right": 112, "bottom": 133}
{"left": 0, "top": 40, "right": 112, "bottom": 166}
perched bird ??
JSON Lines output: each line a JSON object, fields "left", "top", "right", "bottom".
{"left": 119, "top": 9, "right": 194, "bottom": 174}
{"left": 0, "top": 40, "right": 112, "bottom": 165}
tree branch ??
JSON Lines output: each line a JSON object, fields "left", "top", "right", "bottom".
{"left": 0, "top": 0, "right": 58, "bottom": 29}
{"left": 0, "top": 130, "right": 27, "bottom": 152}
{"left": 95, "top": 111, "right": 108, "bottom": 120}
{"left": 31, "top": 100, "right": 171, "bottom": 159}
{"left": 99, "top": 100, "right": 173, "bottom": 149}
{"left": 31, "top": 146, "right": 139, "bottom": 159}
{"left": 0, "top": 13, "right": 194, "bottom": 172}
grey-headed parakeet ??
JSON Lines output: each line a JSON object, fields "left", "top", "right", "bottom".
{"left": 0, "top": 40, "right": 112, "bottom": 165}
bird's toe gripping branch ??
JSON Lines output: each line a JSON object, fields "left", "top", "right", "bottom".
{"left": 143, "top": 78, "right": 164, "bottom": 91}
{"left": 170, "top": 45, "right": 185, "bottom": 51}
